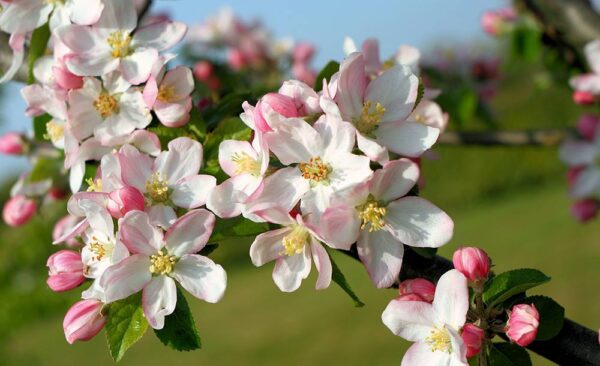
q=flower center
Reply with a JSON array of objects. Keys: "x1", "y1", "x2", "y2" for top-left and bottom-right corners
[
  {"x1": 146, "y1": 172, "x2": 170, "y2": 203},
  {"x1": 86, "y1": 178, "x2": 103, "y2": 192},
  {"x1": 281, "y1": 226, "x2": 310, "y2": 256},
  {"x1": 107, "y1": 30, "x2": 131, "y2": 58},
  {"x1": 87, "y1": 235, "x2": 114, "y2": 262},
  {"x1": 45, "y1": 120, "x2": 64, "y2": 143},
  {"x1": 382, "y1": 59, "x2": 395, "y2": 71},
  {"x1": 94, "y1": 93, "x2": 118, "y2": 118},
  {"x1": 299, "y1": 156, "x2": 331, "y2": 183},
  {"x1": 357, "y1": 197, "x2": 387, "y2": 232},
  {"x1": 231, "y1": 152, "x2": 261, "y2": 176},
  {"x1": 426, "y1": 327, "x2": 452, "y2": 354},
  {"x1": 354, "y1": 100, "x2": 385, "y2": 135},
  {"x1": 149, "y1": 252, "x2": 177, "y2": 275},
  {"x1": 157, "y1": 85, "x2": 176, "y2": 103}
]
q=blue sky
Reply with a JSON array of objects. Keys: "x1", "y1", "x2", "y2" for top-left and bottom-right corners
[{"x1": 0, "y1": 0, "x2": 504, "y2": 182}]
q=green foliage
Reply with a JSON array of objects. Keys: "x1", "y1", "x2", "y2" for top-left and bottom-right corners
[
  {"x1": 314, "y1": 61, "x2": 340, "y2": 91},
  {"x1": 489, "y1": 342, "x2": 532, "y2": 366},
  {"x1": 154, "y1": 288, "x2": 201, "y2": 351},
  {"x1": 327, "y1": 249, "x2": 364, "y2": 307},
  {"x1": 483, "y1": 269, "x2": 550, "y2": 307},
  {"x1": 33, "y1": 114, "x2": 52, "y2": 141},
  {"x1": 28, "y1": 23, "x2": 50, "y2": 84},
  {"x1": 510, "y1": 25, "x2": 542, "y2": 63},
  {"x1": 210, "y1": 216, "x2": 268, "y2": 243},
  {"x1": 521, "y1": 295, "x2": 564, "y2": 341},
  {"x1": 105, "y1": 293, "x2": 149, "y2": 362},
  {"x1": 411, "y1": 247, "x2": 437, "y2": 259},
  {"x1": 29, "y1": 156, "x2": 62, "y2": 183}
]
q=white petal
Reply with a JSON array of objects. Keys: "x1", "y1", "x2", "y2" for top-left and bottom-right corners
[
  {"x1": 118, "y1": 145, "x2": 153, "y2": 192},
  {"x1": 249, "y1": 228, "x2": 289, "y2": 266},
  {"x1": 385, "y1": 197, "x2": 454, "y2": 248},
  {"x1": 382, "y1": 299, "x2": 436, "y2": 341},
  {"x1": 244, "y1": 167, "x2": 309, "y2": 214},
  {"x1": 100, "y1": 254, "x2": 152, "y2": 303},
  {"x1": 165, "y1": 209, "x2": 215, "y2": 256},
  {"x1": 171, "y1": 174, "x2": 216, "y2": 209},
  {"x1": 132, "y1": 21, "x2": 187, "y2": 52},
  {"x1": 121, "y1": 48, "x2": 158, "y2": 85},
  {"x1": 172, "y1": 254, "x2": 227, "y2": 303},
  {"x1": 311, "y1": 241, "x2": 332, "y2": 290},
  {"x1": 154, "y1": 137, "x2": 202, "y2": 183},
  {"x1": 264, "y1": 118, "x2": 323, "y2": 165},
  {"x1": 118, "y1": 210, "x2": 164, "y2": 255},
  {"x1": 272, "y1": 248, "x2": 311, "y2": 292},
  {"x1": 558, "y1": 140, "x2": 597, "y2": 166},
  {"x1": 357, "y1": 229, "x2": 404, "y2": 288},
  {"x1": 147, "y1": 204, "x2": 177, "y2": 229},
  {"x1": 142, "y1": 276, "x2": 177, "y2": 329},
  {"x1": 375, "y1": 121, "x2": 440, "y2": 158},
  {"x1": 370, "y1": 159, "x2": 419, "y2": 202},
  {"x1": 433, "y1": 270, "x2": 469, "y2": 330},
  {"x1": 356, "y1": 132, "x2": 389, "y2": 163},
  {"x1": 366, "y1": 64, "x2": 419, "y2": 123},
  {"x1": 401, "y1": 341, "x2": 452, "y2": 366}
]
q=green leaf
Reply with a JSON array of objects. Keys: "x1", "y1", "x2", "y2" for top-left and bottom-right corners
[
  {"x1": 154, "y1": 287, "x2": 201, "y2": 351},
  {"x1": 411, "y1": 247, "x2": 437, "y2": 259},
  {"x1": 510, "y1": 26, "x2": 541, "y2": 62},
  {"x1": 483, "y1": 268, "x2": 550, "y2": 307},
  {"x1": 209, "y1": 216, "x2": 268, "y2": 243},
  {"x1": 199, "y1": 243, "x2": 219, "y2": 256},
  {"x1": 33, "y1": 114, "x2": 52, "y2": 141},
  {"x1": 28, "y1": 23, "x2": 51, "y2": 84},
  {"x1": 314, "y1": 61, "x2": 340, "y2": 91},
  {"x1": 489, "y1": 342, "x2": 532, "y2": 366},
  {"x1": 520, "y1": 295, "x2": 564, "y2": 341},
  {"x1": 326, "y1": 249, "x2": 364, "y2": 307},
  {"x1": 105, "y1": 293, "x2": 149, "y2": 362}
]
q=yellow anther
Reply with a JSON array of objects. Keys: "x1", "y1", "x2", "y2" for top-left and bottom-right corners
[
  {"x1": 426, "y1": 327, "x2": 452, "y2": 354},
  {"x1": 299, "y1": 156, "x2": 331, "y2": 183},
  {"x1": 107, "y1": 30, "x2": 131, "y2": 58},
  {"x1": 146, "y1": 172, "x2": 170, "y2": 203},
  {"x1": 281, "y1": 226, "x2": 310, "y2": 256},
  {"x1": 414, "y1": 114, "x2": 427, "y2": 123},
  {"x1": 149, "y1": 252, "x2": 177, "y2": 275},
  {"x1": 354, "y1": 100, "x2": 386, "y2": 135},
  {"x1": 157, "y1": 85, "x2": 177, "y2": 103},
  {"x1": 357, "y1": 196, "x2": 387, "y2": 232},
  {"x1": 45, "y1": 120, "x2": 64, "y2": 143},
  {"x1": 382, "y1": 59, "x2": 396, "y2": 71},
  {"x1": 86, "y1": 178, "x2": 103, "y2": 193},
  {"x1": 231, "y1": 152, "x2": 261, "y2": 176},
  {"x1": 94, "y1": 93, "x2": 118, "y2": 118},
  {"x1": 89, "y1": 242, "x2": 107, "y2": 261}
]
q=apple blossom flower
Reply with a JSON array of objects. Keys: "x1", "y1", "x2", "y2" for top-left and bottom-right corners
[
  {"x1": 571, "y1": 199, "x2": 599, "y2": 222},
  {"x1": 261, "y1": 114, "x2": 372, "y2": 214},
  {"x1": 68, "y1": 72, "x2": 151, "y2": 144},
  {"x1": 207, "y1": 134, "x2": 269, "y2": 218},
  {"x1": 118, "y1": 137, "x2": 216, "y2": 228},
  {"x1": 570, "y1": 40, "x2": 600, "y2": 100},
  {"x1": 53, "y1": 215, "x2": 84, "y2": 247},
  {"x1": 461, "y1": 323, "x2": 485, "y2": 358},
  {"x1": 47, "y1": 250, "x2": 85, "y2": 292},
  {"x1": 143, "y1": 66, "x2": 194, "y2": 127},
  {"x1": 63, "y1": 299, "x2": 106, "y2": 344},
  {"x1": 382, "y1": 269, "x2": 469, "y2": 366},
  {"x1": 0, "y1": 132, "x2": 26, "y2": 155},
  {"x1": 333, "y1": 52, "x2": 440, "y2": 161},
  {"x1": 99, "y1": 209, "x2": 226, "y2": 329},
  {"x1": 559, "y1": 130, "x2": 600, "y2": 199},
  {"x1": 106, "y1": 186, "x2": 145, "y2": 219},
  {"x1": 452, "y1": 247, "x2": 490, "y2": 283},
  {"x1": 277, "y1": 80, "x2": 321, "y2": 116},
  {"x1": 3, "y1": 194, "x2": 37, "y2": 227},
  {"x1": 506, "y1": 304, "x2": 540, "y2": 347},
  {"x1": 398, "y1": 278, "x2": 436, "y2": 303},
  {"x1": 56, "y1": 0, "x2": 187, "y2": 84},
  {"x1": 240, "y1": 92, "x2": 300, "y2": 133},
  {"x1": 249, "y1": 207, "x2": 343, "y2": 292},
  {"x1": 320, "y1": 159, "x2": 453, "y2": 288}
]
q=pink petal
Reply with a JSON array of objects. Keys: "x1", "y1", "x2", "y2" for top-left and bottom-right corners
[
  {"x1": 357, "y1": 229, "x2": 404, "y2": 288},
  {"x1": 165, "y1": 209, "x2": 215, "y2": 256},
  {"x1": 100, "y1": 254, "x2": 152, "y2": 303},
  {"x1": 118, "y1": 210, "x2": 164, "y2": 255},
  {"x1": 142, "y1": 275, "x2": 177, "y2": 329}
]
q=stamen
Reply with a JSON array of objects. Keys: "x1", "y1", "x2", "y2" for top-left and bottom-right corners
[
  {"x1": 157, "y1": 85, "x2": 177, "y2": 103},
  {"x1": 425, "y1": 327, "x2": 452, "y2": 354},
  {"x1": 281, "y1": 226, "x2": 310, "y2": 256},
  {"x1": 86, "y1": 178, "x2": 103, "y2": 193},
  {"x1": 107, "y1": 30, "x2": 131, "y2": 59},
  {"x1": 354, "y1": 101, "x2": 385, "y2": 135},
  {"x1": 357, "y1": 196, "x2": 387, "y2": 232},
  {"x1": 149, "y1": 252, "x2": 177, "y2": 275},
  {"x1": 299, "y1": 157, "x2": 331, "y2": 183},
  {"x1": 146, "y1": 172, "x2": 170, "y2": 203},
  {"x1": 231, "y1": 152, "x2": 261, "y2": 176},
  {"x1": 45, "y1": 120, "x2": 64, "y2": 143},
  {"x1": 94, "y1": 93, "x2": 118, "y2": 118}
]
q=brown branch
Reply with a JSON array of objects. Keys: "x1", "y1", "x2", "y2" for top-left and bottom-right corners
[{"x1": 437, "y1": 128, "x2": 576, "y2": 146}]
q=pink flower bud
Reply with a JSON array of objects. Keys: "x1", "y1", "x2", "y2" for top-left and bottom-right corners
[
  {"x1": 577, "y1": 113, "x2": 600, "y2": 140},
  {"x1": 46, "y1": 250, "x2": 85, "y2": 292},
  {"x1": 63, "y1": 299, "x2": 106, "y2": 344},
  {"x1": 228, "y1": 48, "x2": 246, "y2": 70},
  {"x1": 3, "y1": 195, "x2": 36, "y2": 227},
  {"x1": 571, "y1": 199, "x2": 598, "y2": 223},
  {"x1": 462, "y1": 323, "x2": 485, "y2": 357},
  {"x1": 254, "y1": 93, "x2": 300, "y2": 132},
  {"x1": 107, "y1": 186, "x2": 145, "y2": 219},
  {"x1": 53, "y1": 65, "x2": 83, "y2": 90},
  {"x1": 566, "y1": 166, "x2": 583, "y2": 187},
  {"x1": 293, "y1": 42, "x2": 315, "y2": 64},
  {"x1": 573, "y1": 91, "x2": 596, "y2": 105},
  {"x1": 506, "y1": 304, "x2": 540, "y2": 347},
  {"x1": 452, "y1": 246, "x2": 491, "y2": 282},
  {"x1": 398, "y1": 278, "x2": 436, "y2": 303},
  {"x1": 0, "y1": 132, "x2": 25, "y2": 155},
  {"x1": 396, "y1": 293, "x2": 427, "y2": 302},
  {"x1": 193, "y1": 61, "x2": 214, "y2": 81}
]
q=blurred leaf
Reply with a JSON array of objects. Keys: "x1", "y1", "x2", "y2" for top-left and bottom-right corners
[
  {"x1": 411, "y1": 247, "x2": 437, "y2": 259},
  {"x1": 457, "y1": 90, "x2": 477, "y2": 125},
  {"x1": 483, "y1": 269, "x2": 550, "y2": 307},
  {"x1": 105, "y1": 293, "x2": 149, "y2": 362},
  {"x1": 154, "y1": 287, "x2": 201, "y2": 351},
  {"x1": 204, "y1": 91, "x2": 254, "y2": 128},
  {"x1": 489, "y1": 342, "x2": 532, "y2": 366},
  {"x1": 209, "y1": 216, "x2": 268, "y2": 243},
  {"x1": 314, "y1": 61, "x2": 340, "y2": 91},
  {"x1": 521, "y1": 295, "x2": 564, "y2": 341},
  {"x1": 327, "y1": 249, "x2": 364, "y2": 307},
  {"x1": 28, "y1": 23, "x2": 50, "y2": 84},
  {"x1": 29, "y1": 156, "x2": 61, "y2": 183},
  {"x1": 511, "y1": 26, "x2": 541, "y2": 62},
  {"x1": 33, "y1": 114, "x2": 52, "y2": 141}
]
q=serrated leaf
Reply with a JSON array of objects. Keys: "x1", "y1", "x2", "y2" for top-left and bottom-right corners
[
  {"x1": 154, "y1": 287, "x2": 201, "y2": 351},
  {"x1": 209, "y1": 216, "x2": 268, "y2": 243},
  {"x1": 483, "y1": 268, "x2": 550, "y2": 307},
  {"x1": 489, "y1": 342, "x2": 532, "y2": 366},
  {"x1": 520, "y1": 295, "x2": 564, "y2": 341},
  {"x1": 105, "y1": 293, "x2": 149, "y2": 362},
  {"x1": 326, "y1": 248, "x2": 364, "y2": 307},
  {"x1": 314, "y1": 61, "x2": 340, "y2": 91},
  {"x1": 28, "y1": 23, "x2": 50, "y2": 84}
]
